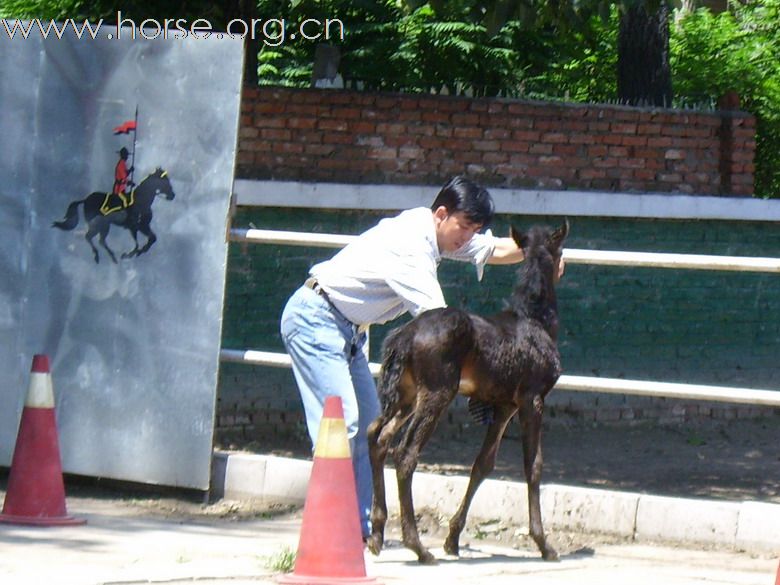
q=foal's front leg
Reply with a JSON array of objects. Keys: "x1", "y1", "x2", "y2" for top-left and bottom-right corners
[{"x1": 521, "y1": 394, "x2": 558, "y2": 561}]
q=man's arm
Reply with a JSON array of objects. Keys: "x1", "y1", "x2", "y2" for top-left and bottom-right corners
[
  {"x1": 488, "y1": 236, "x2": 566, "y2": 278},
  {"x1": 487, "y1": 237, "x2": 524, "y2": 265}
]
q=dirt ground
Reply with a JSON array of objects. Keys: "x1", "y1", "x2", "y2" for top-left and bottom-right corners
[
  {"x1": 252, "y1": 415, "x2": 780, "y2": 505},
  {"x1": 0, "y1": 477, "x2": 630, "y2": 559},
  {"x1": 0, "y1": 469, "x2": 628, "y2": 558},
  {"x1": 427, "y1": 416, "x2": 780, "y2": 504}
]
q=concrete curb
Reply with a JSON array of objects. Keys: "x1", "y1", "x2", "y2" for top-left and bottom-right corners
[{"x1": 211, "y1": 451, "x2": 780, "y2": 555}]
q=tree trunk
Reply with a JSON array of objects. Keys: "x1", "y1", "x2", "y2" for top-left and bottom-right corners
[
  {"x1": 241, "y1": 0, "x2": 259, "y2": 86},
  {"x1": 617, "y1": 1, "x2": 673, "y2": 107},
  {"x1": 222, "y1": 0, "x2": 258, "y2": 86}
]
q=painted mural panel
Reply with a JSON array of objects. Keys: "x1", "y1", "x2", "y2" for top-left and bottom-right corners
[{"x1": 0, "y1": 23, "x2": 243, "y2": 488}]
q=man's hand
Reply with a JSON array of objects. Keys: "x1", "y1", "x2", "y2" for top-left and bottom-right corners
[{"x1": 556, "y1": 256, "x2": 566, "y2": 282}]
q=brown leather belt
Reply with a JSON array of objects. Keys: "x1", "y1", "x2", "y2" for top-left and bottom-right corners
[
  {"x1": 304, "y1": 277, "x2": 328, "y2": 298},
  {"x1": 303, "y1": 277, "x2": 368, "y2": 334}
]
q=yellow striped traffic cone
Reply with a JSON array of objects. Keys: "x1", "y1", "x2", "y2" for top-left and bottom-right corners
[{"x1": 279, "y1": 395, "x2": 377, "y2": 585}]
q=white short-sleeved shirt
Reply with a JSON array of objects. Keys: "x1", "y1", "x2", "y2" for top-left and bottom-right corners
[{"x1": 310, "y1": 207, "x2": 496, "y2": 326}]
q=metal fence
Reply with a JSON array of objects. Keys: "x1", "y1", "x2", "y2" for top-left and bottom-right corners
[{"x1": 222, "y1": 228, "x2": 780, "y2": 408}]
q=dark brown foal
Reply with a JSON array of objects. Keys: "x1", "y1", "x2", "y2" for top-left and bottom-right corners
[{"x1": 367, "y1": 221, "x2": 568, "y2": 564}]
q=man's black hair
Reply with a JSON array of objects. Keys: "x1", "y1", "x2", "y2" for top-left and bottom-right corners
[{"x1": 430, "y1": 176, "x2": 494, "y2": 228}]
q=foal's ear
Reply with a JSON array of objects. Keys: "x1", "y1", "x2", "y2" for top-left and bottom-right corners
[
  {"x1": 549, "y1": 219, "x2": 570, "y2": 248},
  {"x1": 510, "y1": 225, "x2": 529, "y2": 250}
]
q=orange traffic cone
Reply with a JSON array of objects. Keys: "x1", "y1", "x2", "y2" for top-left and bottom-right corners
[
  {"x1": 279, "y1": 396, "x2": 377, "y2": 585},
  {"x1": 775, "y1": 559, "x2": 779, "y2": 585},
  {"x1": 0, "y1": 354, "x2": 85, "y2": 526}
]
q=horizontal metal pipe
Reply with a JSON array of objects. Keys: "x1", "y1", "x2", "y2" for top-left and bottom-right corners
[
  {"x1": 219, "y1": 349, "x2": 780, "y2": 407},
  {"x1": 563, "y1": 248, "x2": 780, "y2": 273},
  {"x1": 555, "y1": 375, "x2": 780, "y2": 407},
  {"x1": 229, "y1": 228, "x2": 780, "y2": 273},
  {"x1": 230, "y1": 228, "x2": 353, "y2": 249}
]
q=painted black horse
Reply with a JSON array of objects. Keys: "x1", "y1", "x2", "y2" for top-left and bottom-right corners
[
  {"x1": 367, "y1": 220, "x2": 568, "y2": 564},
  {"x1": 52, "y1": 168, "x2": 175, "y2": 263}
]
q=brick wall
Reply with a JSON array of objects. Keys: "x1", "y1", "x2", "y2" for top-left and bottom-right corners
[{"x1": 238, "y1": 86, "x2": 756, "y2": 196}]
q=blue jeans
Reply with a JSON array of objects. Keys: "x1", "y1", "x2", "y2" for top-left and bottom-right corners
[{"x1": 280, "y1": 285, "x2": 380, "y2": 537}]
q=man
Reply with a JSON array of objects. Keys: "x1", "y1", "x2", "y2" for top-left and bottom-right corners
[
  {"x1": 280, "y1": 176, "x2": 532, "y2": 538},
  {"x1": 100, "y1": 147, "x2": 134, "y2": 215}
]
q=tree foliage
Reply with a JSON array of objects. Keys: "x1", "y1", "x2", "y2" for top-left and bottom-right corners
[{"x1": 671, "y1": 0, "x2": 780, "y2": 197}]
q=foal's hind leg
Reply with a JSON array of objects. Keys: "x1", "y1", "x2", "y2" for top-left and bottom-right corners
[
  {"x1": 394, "y1": 391, "x2": 453, "y2": 564},
  {"x1": 520, "y1": 393, "x2": 558, "y2": 561},
  {"x1": 367, "y1": 407, "x2": 411, "y2": 556},
  {"x1": 443, "y1": 403, "x2": 517, "y2": 556}
]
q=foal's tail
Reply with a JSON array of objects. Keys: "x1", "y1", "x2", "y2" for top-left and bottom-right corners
[
  {"x1": 51, "y1": 199, "x2": 85, "y2": 231},
  {"x1": 377, "y1": 325, "x2": 412, "y2": 419}
]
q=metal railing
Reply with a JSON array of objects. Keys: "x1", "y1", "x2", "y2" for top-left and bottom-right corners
[
  {"x1": 231, "y1": 228, "x2": 780, "y2": 273},
  {"x1": 222, "y1": 228, "x2": 780, "y2": 407}
]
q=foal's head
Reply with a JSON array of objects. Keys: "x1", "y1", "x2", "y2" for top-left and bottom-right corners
[
  {"x1": 510, "y1": 220, "x2": 569, "y2": 284},
  {"x1": 506, "y1": 220, "x2": 569, "y2": 332}
]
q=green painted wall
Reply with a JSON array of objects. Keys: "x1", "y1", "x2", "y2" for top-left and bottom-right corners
[{"x1": 217, "y1": 207, "x2": 780, "y2": 445}]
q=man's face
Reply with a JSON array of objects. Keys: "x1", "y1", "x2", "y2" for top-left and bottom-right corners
[{"x1": 433, "y1": 207, "x2": 482, "y2": 253}]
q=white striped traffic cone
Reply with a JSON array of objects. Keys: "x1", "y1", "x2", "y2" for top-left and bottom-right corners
[
  {"x1": 279, "y1": 395, "x2": 376, "y2": 584},
  {"x1": 0, "y1": 354, "x2": 84, "y2": 526}
]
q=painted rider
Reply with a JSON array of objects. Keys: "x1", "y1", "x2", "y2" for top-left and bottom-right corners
[{"x1": 100, "y1": 147, "x2": 134, "y2": 215}]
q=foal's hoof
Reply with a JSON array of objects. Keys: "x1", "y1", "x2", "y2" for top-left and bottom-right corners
[
  {"x1": 443, "y1": 537, "x2": 459, "y2": 557},
  {"x1": 417, "y1": 549, "x2": 437, "y2": 565},
  {"x1": 542, "y1": 547, "x2": 560, "y2": 562},
  {"x1": 366, "y1": 534, "x2": 383, "y2": 556}
]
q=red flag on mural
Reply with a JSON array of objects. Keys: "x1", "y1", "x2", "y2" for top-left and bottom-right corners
[{"x1": 113, "y1": 120, "x2": 137, "y2": 134}]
